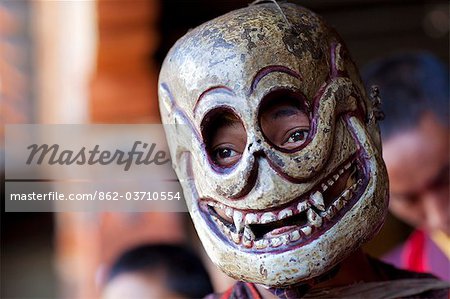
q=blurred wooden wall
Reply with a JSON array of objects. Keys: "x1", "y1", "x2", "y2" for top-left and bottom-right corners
[
  {"x1": 0, "y1": 2, "x2": 31, "y2": 137},
  {"x1": 90, "y1": 0, "x2": 161, "y2": 123},
  {"x1": 56, "y1": 1, "x2": 184, "y2": 298}
]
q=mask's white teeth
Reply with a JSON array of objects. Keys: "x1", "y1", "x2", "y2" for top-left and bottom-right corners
[
  {"x1": 325, "y1": 206, "x2": 338, "y2": 221},
  {"x1": 230, "y1": 231, "x2": 241, "y2": 244},
  {"x1": 260, "y1": 212, "x2": 277, "y2": 224},
  {"x1": 309, "y1": 191, "x2": 325, "y2": 211},
  {"x1": 327, "y1": 179, "x2": 334, "y2": 187},
  {"x1": 225, "y1": 207, "x2": 234, "y2": 219},
  {"x1": 333, "y1": 174, "x2": 339, "y2": 181},
  {"x1": 280, "y1": 235, "x2": 289, "y2": 245},
  {"x1": 243, "y1": 239, "x2": 252, "y2": 248},
  {"x1": 243, "y1": 227, "x2": 254, "y2": 247},
  {"x1": 338, "y1": 168, "x2": 344, "y2": 175},
  {"x1": 315, "y1": 215, "x2": 323, "y2": 227},
  {"x1": 270, "y1": 237, "x2": 283, "y2": 248},
  {"x1": 243, "y1": 227, "x2": 255, "y2": 241},
  {"x1": 278, "y1": 208, "x2": 293, "y2": 220},
  {"x1": 254, "y1": 239, "x2": 268, "y2": 249},
  {"x1": 233, "y1": 211, "x2": 244, "y2": 233},
  {"x1": 211, "y1": 215, "x2": 220, "y2": 225},
  {"x1": 346, "y1": 175, "x2": 355, "y2": 189},
  {"x1": 334, "y1": 197, "x2": 345, "y2": 211},
  {"x1": 342, "y1": 190, "x2": 351, "y2": 201},
  {"x1": 301, "y1": 226, "x2": 312, "y2": 236},
  {"x1": 344, "y1": 162, "x2": 352, "y2": 170},
  {"x1": 323, "y1": 175, "x2": 361, "y2": 221},
  {"x1": 289, "y1": 230, "x2": 301, "y2": 242},
  {"x1": 307, "y1": 209, "x2": 318, "y2": 222},
  {"x1": 321, "y1": 183, "x2": 328, "y2": 192},
  {"x1": 307, "y1": 209, "x2": 322, "y2": 227},
  {"x1": 325, "y1": 211, "x2": 334, "y2": 221},
  {"x1": 213, "y1": 215, "x2": 232, "y2": 237},
  {"x1": 244, "y1": 213, "x2": 258, "y2": 225},
  {"x1": 210, "y1": 202, "x2": 224, "y2": 210},
  {"x1": 349, "y1": 180, "x2": 360, "y2": 194},
  {"x1": 297, "y1": 201, "x2": 310, "y2": 213}
]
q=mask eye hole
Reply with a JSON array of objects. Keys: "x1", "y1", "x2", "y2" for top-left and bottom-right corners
[
  {"x1": 258, "y1": 89, "x2": 311, "y2": 152},
  {"x1": 201, "y1": 108, "x2": 247, "y2": 169}
]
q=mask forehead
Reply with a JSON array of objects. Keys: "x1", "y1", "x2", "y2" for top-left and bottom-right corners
[{"x1": 160, "y1": 4, "x2": 333, "y2": 118}]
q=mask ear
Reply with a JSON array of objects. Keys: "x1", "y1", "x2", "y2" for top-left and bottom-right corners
[
  {"x1": 331, "y1": 43, "x2": 347, "y2": 77},
  {"x1": 363, "y1": 85, "x2": 383, "y2": 153}
]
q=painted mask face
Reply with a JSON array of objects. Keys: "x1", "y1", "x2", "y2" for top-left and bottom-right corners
[{"x1": 158, "y1": 3, "x2": 388, "y2": 287}]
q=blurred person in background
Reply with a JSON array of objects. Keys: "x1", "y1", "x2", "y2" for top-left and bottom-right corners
[
  {"x1": 102, "y1": 244, "x2": 214, "y2": 299},
  {"x1": 363, "y1": 52, "x2": 450, "y2": 280}
]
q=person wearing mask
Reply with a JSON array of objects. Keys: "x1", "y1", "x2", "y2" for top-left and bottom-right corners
[{"x1": 363, "y1": 52, "x2": 449, "y2": 280}]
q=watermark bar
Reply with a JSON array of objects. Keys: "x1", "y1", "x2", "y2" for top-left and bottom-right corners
[{"x1": 5, "y1": 124, "x2": 189, "y2": 212}]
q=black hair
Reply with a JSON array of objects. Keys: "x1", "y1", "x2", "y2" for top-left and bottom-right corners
[
  {"x1": 107, "y1": 244, "x2": 214, "y2": 298},
  {"x1": 362, "y1": 52, "x2": 449, "y2": 139}
]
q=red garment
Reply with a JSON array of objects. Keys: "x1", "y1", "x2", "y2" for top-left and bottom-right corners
[
  {"x1": 403, "y1": 229, "x2": 428, "y2": 273},
  {"x1": 384, "y1": 229, "x2": 450, "y2": 280},
  {"x1": 206, "y1": 257, "x2": 448, "y2": 298}
]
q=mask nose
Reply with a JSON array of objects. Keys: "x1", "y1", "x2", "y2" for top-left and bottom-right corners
[{"x1": 246, "y1": 137, "x2": 265, "y2": 156}]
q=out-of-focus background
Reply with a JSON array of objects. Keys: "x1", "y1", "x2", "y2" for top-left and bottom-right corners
[{"x1": 1, "y1": 0, "x2": 448, "y2": 298}]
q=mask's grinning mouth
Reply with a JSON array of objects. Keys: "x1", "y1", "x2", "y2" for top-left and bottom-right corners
[
  {"x1": 250, "y1": 211, "x2": 309, "y2": 240},
  {"x1": 200, "y1": 156, "x2": 365, "y2": 251}
]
